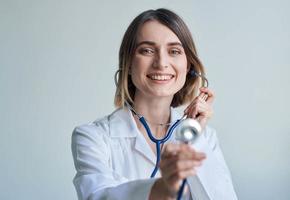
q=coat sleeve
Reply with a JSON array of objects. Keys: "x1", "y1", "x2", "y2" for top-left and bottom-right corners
[
  {"x1": 203, "y1": 126, "x2": 234, "y2": 176},
  {"x1": 71, "y1": 124, "x2": 156, "y2": 200},
  {"x1": 188, "y1": 126, "x2": 238, "y2": 200}
]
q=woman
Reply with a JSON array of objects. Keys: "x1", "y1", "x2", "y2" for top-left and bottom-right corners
[{"x1": 72, "y1": 8, "x2": 238, "y2": 200}]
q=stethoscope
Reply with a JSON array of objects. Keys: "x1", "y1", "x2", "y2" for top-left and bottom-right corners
[{"x1": 115, "y1": 69, "x2": 209, "y2": 199}]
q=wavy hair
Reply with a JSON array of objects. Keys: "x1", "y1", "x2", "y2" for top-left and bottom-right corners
[{"x1": 114, "y1": 8, "x2": 206, "y2": 108}]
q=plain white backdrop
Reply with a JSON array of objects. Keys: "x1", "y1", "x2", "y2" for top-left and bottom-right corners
[{"x1": 1, "y1": 0, "x2": 289, "y2": 199}]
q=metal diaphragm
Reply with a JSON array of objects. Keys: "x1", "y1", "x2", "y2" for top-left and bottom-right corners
[{"x1": 175, "y1": 118, "x2": 202, "y2": 143}]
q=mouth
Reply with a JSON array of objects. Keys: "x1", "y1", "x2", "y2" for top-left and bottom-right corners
[{"x1": 146, "y1": 73, "x2": 175, "y2": 81}]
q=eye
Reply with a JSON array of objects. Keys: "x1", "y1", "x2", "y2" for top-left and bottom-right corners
[
  {"x1": 139, "y1": 47, "x2": 155, "y2": 55},
  {"x1": 169, "y1": 48, "x2": 182, "y2": 56}
]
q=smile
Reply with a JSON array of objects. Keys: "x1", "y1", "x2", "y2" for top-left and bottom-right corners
[{"x1": 147, "y1": 74, "x2": 174, "y2": 81}]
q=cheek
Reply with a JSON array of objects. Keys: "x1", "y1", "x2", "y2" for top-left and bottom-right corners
[
  {"x1": 131, "y1": 56, "x2": 153, "y2": 76},
  {"x1": 130, "y1": 61, "x2": 142, "y2": 79},
  {"x1": 180, "y1": 71, "x2": 187, "y2": 86},
  {"x1": 175, "y1": 59, "x2": 188, "y2": 89},
  {"x1": 130, "y1": 57, "x2": 147, "y2": 86},
  {"x1": 177, "y1": 58, "x2": 188, "y2": 78}
]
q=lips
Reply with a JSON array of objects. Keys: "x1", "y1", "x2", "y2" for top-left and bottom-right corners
[{"x1": 146, "y1": 74, "x2": 174, "y2": 81}]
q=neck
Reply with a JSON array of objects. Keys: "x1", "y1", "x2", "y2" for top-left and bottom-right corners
[
  {"x1": 134, "y1": 95, "x2": 172, "y2": 124},
  {"x1": 133, "y1": 92, "x2": 173, "y2": 138}
]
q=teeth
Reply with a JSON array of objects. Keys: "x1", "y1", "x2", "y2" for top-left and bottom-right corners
[{"x1": 149, "y1": 74, "x2": 173, "y2": 80}]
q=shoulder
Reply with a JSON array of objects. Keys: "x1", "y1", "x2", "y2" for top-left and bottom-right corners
[
  {"x1": 72, "y1": 108, "x2": 132, "y2": 142},
  {"x1": 72, "y1": 109, "x2": 120, "y2": 141},
  {"x1": 72, "y1": 116, "x2": 109, "y2": 139},
  {"x1": 71, "y1": 119, "x2": 110, "y2": 152}
]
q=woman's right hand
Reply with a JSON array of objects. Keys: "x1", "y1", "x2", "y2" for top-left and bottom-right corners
[{"x1": 150, "y1": 143, "x2": 206, "y2": 199}]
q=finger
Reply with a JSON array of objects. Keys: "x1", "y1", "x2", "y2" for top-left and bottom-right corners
[
  {"x1": 198, "y1": 92, "x2": 208, "y2": 102},
  {"x1": 189, "y1": 98, "x2": 213, "y2": 118},
  {"x1": 186, "y1": 88, "x2": 214, "y2": 112},
  {"x1": 160, "y1": 146, "x2": 205, "y2": 167},
  {"x1": 179, "y1": 144, "x2": 204, "y2": 159},
  {"x1": 162, "y1": 146, "x2": 206, "y2": 166},
  {"x1": 192, "y1": 151, "x2": 207, "y2": 160},
  {"x1": 167, "y1": 159, "x2": 204, "y2": 177},
  {"x1": 161, "y1": 143, "x2": 181, "y2": 158},
  {"x1": 194, "y1": 103, "x2": 213, "y2": 119},
  {"x1": 187, "y1": 104, "x2": 198, "y2": 119},
  {"x1": 186, "y1": 96, "x2": 207, "y2": 116},
  {"x1": 199, "y1": 87, "x2": 214, "y2": 96},
  {"x1": 163, "y1": 144, "x2": 193, "y2": 159},
  {"x1": 194, "y1": 104, "x2": 211, "y2": 117},
  {"x1": 178, "y1": 148, "x2": 206, "y2": 161},
  {"x1": 184, "y1": 100, "x2": 196, "y2": 115},
  {"x1": 187, "y1": 102, "x2": 205, "y2": 119},
  {"x1": 199, "y1": 88, "x2": 215, "y2": 104},
  {"x1": 160, "y1": 150, "x2": 206, "y2": 181},
  {"x1": 160, "y1": 155, "x2": 205, "y2": 182},
  {"x1": 161, "y1": 159, "x2": 194, "y2": 179}
]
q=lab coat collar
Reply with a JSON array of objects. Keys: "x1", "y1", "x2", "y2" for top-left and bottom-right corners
[
  {"x1": 108, "y1": 107, "x2": 181, "y2": 138},
  {"x1": 108, "y1": 108, "x2": 138, "y2": 138},
  {"x1": 108, "y1": 107, "x2": 182, "y2": 165},
  {"x1": 108, "y1": 108, "x2": 234, "y2": 199}
]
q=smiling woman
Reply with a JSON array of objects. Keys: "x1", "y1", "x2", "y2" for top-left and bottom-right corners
[
  {"x1": 115, "y1": 9, "x2": 206, "y2": 108},
  {"x1": 71, "y1": 8, "x2": 238, "y2": 200}
]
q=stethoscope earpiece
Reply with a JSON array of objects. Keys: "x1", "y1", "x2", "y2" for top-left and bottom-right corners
[
  {"x1": 190, "y1": 69, "x2": 199, "y2": 77},
  {"x1": 189, "y1": 69, "x2": 209, "y2": 88}
]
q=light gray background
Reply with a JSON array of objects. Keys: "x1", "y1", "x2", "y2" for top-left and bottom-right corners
[{"x1": 1, "y1": 0, "x2": 289, "y2": 199}]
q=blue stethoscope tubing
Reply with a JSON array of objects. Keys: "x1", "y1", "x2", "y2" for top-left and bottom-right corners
[
  {"x1": 137, "y1": 116, "x2": 187, "y2": 200},
  {"x1": 122, "y1": 69, "x2": 208, "y2": 199},
  {"x1": 138, "y1": 116, "x2": 181, "y2": 178}
]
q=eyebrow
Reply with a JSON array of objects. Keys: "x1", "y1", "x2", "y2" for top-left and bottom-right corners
[{"x1": 136, "y1": 41, "x2": 183, "y2": 48}]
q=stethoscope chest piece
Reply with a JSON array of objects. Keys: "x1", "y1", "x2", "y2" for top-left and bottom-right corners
[{"x1": 175, "y1": 118, "x2": 202, "y2": 143}]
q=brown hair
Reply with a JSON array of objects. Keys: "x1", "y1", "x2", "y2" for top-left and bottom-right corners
[{"x1": 114, "y1": 8, "x2": 206, "y2": 108}]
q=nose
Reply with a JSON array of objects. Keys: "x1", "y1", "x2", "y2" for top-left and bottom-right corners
[{"x1": 152, "y1": 49, "x2": 169, "y2": 69}]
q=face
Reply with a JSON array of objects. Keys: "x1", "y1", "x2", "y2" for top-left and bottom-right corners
[{"x1": 130, "y1": 20, "x2": 188, "y2": 101}]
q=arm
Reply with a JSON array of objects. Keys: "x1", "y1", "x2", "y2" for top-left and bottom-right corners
[
  {"x1": 184, "y1": 87, "x2": 238, "y2": 199},
  {"x1": 204, "y1": 126, "x2": 233, "y2": 176},
  {"x1": 150, "y1": 143, "x2": 206, "y2": 200},
  {"x1": 187, "y1": 126, "x2": 238, "y2": 200}
]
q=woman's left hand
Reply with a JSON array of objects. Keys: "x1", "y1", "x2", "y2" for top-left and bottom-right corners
[{"x1": 184, "y1": 87, "x2": 215, "y2": 131}]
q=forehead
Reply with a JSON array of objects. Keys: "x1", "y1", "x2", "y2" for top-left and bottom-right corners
[{"x1": 136, "y1": 20, "x2": 181, "y2": 44}]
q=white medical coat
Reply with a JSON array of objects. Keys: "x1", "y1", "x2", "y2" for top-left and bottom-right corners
[{"x1": 71, "y1": 108, "x2": 238, "y2": 200}]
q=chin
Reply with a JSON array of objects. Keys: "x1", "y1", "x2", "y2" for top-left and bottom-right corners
[{"x1": 149, "y1": 89, "x2": 178, "y2": 98}]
